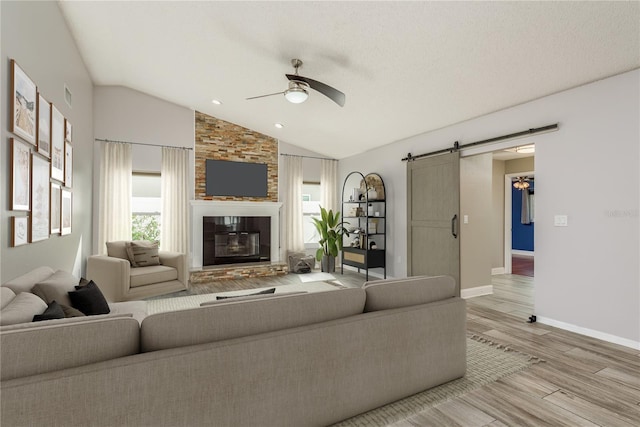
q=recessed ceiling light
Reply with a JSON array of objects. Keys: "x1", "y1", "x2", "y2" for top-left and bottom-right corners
[
  {"x1": 211, "y1": 99, "x2": 222, "y2": 105},
  {"x1": 274, "y1": 123, "x2": 284, "y2": 129}
]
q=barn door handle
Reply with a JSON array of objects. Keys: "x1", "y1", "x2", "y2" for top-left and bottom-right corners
[{"x1": 451, "y1": 214, "x2": 458, "y2": 239}]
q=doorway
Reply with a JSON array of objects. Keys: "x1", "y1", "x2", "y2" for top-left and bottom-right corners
[{"x1": 504, "y1": 171, "x2": 535, "y2": 276}]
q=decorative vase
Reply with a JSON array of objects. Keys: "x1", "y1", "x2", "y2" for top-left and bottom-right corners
[
  {"x1": 367, "y1": 188, "x2": 378, "y2": 200},
  {"x1": 321, "y1": 255, "x2": 336, "y2": 273}
]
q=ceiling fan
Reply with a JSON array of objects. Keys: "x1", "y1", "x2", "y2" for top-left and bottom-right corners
[{"x1": 247, "y1": 59, "x2": 345, "y2": 107}]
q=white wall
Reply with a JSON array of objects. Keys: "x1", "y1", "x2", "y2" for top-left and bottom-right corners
[
  {"x1": 340, "y1": 69, "x2": 639, "y2": 347},
  {"x1": 92, "y1": 86, "x2": 195, "y2": 254},
  {"x1": 1, "y1": 1, "x2": 94, "y2": 281}
]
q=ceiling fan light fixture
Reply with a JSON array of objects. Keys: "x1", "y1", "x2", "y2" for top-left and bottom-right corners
[
  {"x1": 513, "y1": 176, "x2": 531, "y2": 190},
  {"x1": 284, "y1": 86, "x2": 308, "y2": 104}
]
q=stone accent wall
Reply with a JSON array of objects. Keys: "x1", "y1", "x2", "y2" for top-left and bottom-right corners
[
  {"x1": 195, "y1": 111, "x2": 278, "y2": 201},
  {"x1": 190, "y1": 263, "x2": 288, "y2": 285}
]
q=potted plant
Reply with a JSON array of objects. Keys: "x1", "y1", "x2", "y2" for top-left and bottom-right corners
[{"x1": 312, "y1": 207, "x2": 350, "y2": 272}]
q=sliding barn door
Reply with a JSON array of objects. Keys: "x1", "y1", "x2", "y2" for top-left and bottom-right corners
[{"x1": 407, "y1": 152, "x2": 461, "y2": 295}]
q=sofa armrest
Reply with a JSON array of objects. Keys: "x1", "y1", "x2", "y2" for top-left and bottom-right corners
[
  {"x1": 159, "y1": 251, "x2": 188, "y2": 287},
  {"x1": 86, "y1": 255, "x2": 131, "y2": 302}
]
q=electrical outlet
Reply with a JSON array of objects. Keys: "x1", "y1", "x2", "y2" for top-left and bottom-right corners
[{"x1": 554, "y1": 215, "x2": 568, "y2": 227}]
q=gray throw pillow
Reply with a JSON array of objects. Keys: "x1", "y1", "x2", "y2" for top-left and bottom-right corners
[
  {"x1": 31, "y1": 270, "x2": 78, "y2": 307},
  {"x1": 126, "y1": 241, "x2": 161, "y2": 267}
]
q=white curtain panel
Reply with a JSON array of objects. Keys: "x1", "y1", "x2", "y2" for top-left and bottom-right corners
[
  {"x1": 98, "y1": 142, "x2": 132, "y2": 254},
  {"x1": 320, "y1": 159, "x2": 339, "y2": 214},
  {"x1": 161, "y1": 147, "x2": 190, "y2": 254},
  {"x1": 280, "y1": 155, "x2": 305, "y2": 253}
]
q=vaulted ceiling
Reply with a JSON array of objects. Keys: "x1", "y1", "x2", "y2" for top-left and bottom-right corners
[{"x1": 58, "y1": 1, "x2": 639, "y2": 159}]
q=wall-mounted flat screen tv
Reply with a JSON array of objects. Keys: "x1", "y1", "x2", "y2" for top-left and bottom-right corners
[{"x1": 205, "y1": 159, "x2": 268, "y2": 197}]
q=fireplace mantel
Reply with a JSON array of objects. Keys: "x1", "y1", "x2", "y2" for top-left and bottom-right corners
[{"x1": 190, "y1": 200, "x2": 282, "y2": 269}]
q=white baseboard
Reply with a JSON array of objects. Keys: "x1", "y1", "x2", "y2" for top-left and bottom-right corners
[
  {"x1": 461, "y1": 285, "x2": 493, "y2": 299},
  {"x1": 536, "y1": 316, "x2": 640, "y2": 350},
  {"x1": 512, "y1": 250, "x2": 534, "y2": 257},
  {"x1": 491, "y1": 267, "x2": 506, "y2": 275}
]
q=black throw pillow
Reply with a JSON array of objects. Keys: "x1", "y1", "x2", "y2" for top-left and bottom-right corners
[
  {"x1": 216, "y1": 288, "x2": 276, "y2": 300},
  {"x1": 68, "y1": 281, "x2": 110, "y2": 315},
  {"x1": 33, "y1": 300, "x2": 65, "y2": 322}
]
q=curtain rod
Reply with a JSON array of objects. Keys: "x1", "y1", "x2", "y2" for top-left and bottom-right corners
[
  {"x1": 95, "y1": 138, "x2": 193, "y2": 151},
  {"x1": 401, "y1": 123, "x2": 558, "y2": 162},
  {"x1": 280, "y1": 153, "x2": 337, "y2": 161}
]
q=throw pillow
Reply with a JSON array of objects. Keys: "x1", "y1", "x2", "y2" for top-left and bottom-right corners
[
  {"x1": 33, "y1": 301, "x2": 65, "y2": 322},
  {"x1": 60, "y1": 304, "x2": 86, "y2": 318},
  {"x1": 216, "y1": 287, "x2": 276, "y2": 300},
  {"x1": 0, "y1": 292, "x2": 48, "y2": 326},
  {"x1": 126, "y1": 241, "x2": 161, "y2": 267},
  {"x1": 78, "y1": 277, "x2": 91, "y2": 287},
  {"x1": 0, "y1": 287, "x2": 17, "y2": 310},
  {"x1": 68, "y1": 281, "x2": 110, "y2": 315},
  {"x1": 31, "y1": 270, "x2": 78, "y2": 307}
]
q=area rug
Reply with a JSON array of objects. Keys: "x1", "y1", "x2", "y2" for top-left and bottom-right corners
[
  {"x1": 298, "y1": 272, "x2": 336, "y2": 283},
  {"x1": 146, "y1": 281, "x2": 340, "y2": 314},
  {"x1": 333, "y1": 335, "x2": 544, "y2": 426}
]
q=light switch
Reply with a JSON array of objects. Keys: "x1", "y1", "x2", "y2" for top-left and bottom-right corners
[
  {"x1": 463, "y1": 215, "x2": 469, "y2": 224},
  {"x1": 554, "y1": 215, "x2": 568, "y2": 227}
]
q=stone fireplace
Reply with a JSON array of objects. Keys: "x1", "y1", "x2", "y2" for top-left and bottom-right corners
[{"x1": 191, "y1": 201, "x2": 282, "y2": 270}]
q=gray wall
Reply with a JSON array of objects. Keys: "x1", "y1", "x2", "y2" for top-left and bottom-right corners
[
  {"x1": 339, "y1": 69, "x2": 639, "y2": 346},
  {"x1": 491, "y1": 160, "x2": 506, "y2": 270},
  {"x1": 460, "y1": 153, "x2": 493, "y2": 290},
  {"x1": 92, "y1": 86, "x2": 194, "y2": 254},
  {"x1": 1, "y1": 1, "x2": 94, "y2": 281}
]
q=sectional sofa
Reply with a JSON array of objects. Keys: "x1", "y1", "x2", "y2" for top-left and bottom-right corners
[{"x1": 1, "y1": 268, "x2": 466, "y2": 426}]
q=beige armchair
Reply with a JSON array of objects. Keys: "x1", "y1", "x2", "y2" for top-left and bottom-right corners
[{"x1": 86, "y1": 241, "x2": 188, "y2": 302}]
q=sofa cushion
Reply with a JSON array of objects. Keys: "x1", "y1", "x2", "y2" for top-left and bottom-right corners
[
  {"x1": 68, "y1": 281, "x2": 111, "y2": 315},
  {"x1": 0, "y1": 312, "x2": 133, "y2": 332},
  {"x1": 141, "y1": 287, "x2": 366, "y2": 352},
  {"x1": 126, "y1": 240, "x2": 161, "y2": 267},
  {"x1": 363, "y1": 275, "x2": 456, "y2": 312},
  {"x1": 0, "y1": 292, "x2": 48, "y2": 326},
  {"x1": 33, "y1": 301, "x2": 65, "y2": 322},
  {"x1": 0, "y1": 287, "x2": 16, "y2": 309},
  {"x1": 31, "y1": 270, "x2": 78, "y2": 307},
  {"x1": 105, "y1": 241, "x2": 130, "y2": 261},
  {"x1": 0, "y1": 316, "x2": 140, "y2": 381},
  {"x1": 2, "y1": 266, "x2": 55, "y2": 294},
  {"x1": 129, "y1": 265, "x2": 178, "y2": 288}
]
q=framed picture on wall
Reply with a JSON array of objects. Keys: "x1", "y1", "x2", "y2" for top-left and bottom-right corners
[
  {"x1": 64, "y1": 142, "x2": 73, "y2": 187},
  {"x1": 10, "y1": 60, "x2": 37, "y2": 145},
  {"x1": 65, "y1": 119, "x2": 72, "y2": 142},
  {"x1": 51, "y1": 105, "x2": 65, "y2": 182},
  {"x1": 51, "y1": 182, "x2": 61, "y2": 235},
  {"x1": 37, "y1": 94, "x2": 51, "y2": 158},
  {"x1": 11, "y1": 216, "x2": 29, "y2": 247},
  {"x1": 31, "y1": 154, "x2": 50, "y2": 242},
  {"x1": 61, "y1": 188, "x2": 72, "y2": 236},
  {"x1": 11, "y1": 138, "x2": 31, "y2": 211}
]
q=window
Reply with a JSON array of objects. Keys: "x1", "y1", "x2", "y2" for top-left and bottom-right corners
[
  {"x1": 132, "y1": 172, "x2": 161, "y2": 241},
  {"x1": 302, "y1": 182, "x2": 321, "y2": 248}
]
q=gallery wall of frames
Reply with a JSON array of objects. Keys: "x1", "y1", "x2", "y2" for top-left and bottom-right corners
[{"x1": 9, "y1": 59, "x2": 73, "y2": 247}]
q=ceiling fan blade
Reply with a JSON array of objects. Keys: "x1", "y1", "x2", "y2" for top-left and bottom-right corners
[
  {"x1": 286, "y1": 74, "x2": 345, "y2": 107},
  {"x1": 246, "y1": 91, "x2": 285, "y2": 100}
]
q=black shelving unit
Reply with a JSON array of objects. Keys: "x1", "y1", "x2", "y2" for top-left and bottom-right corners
[{"x1": 341, "y1": 171, "x2": 386, "y2": 280}]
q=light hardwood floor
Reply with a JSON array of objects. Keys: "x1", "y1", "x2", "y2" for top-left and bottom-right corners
[
  {"x1": 189, "y1": 271, "x2": 640, "y2": 426},
  {"x1": 394, "y1": 274, "x2": 640, "y2": 426}
]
